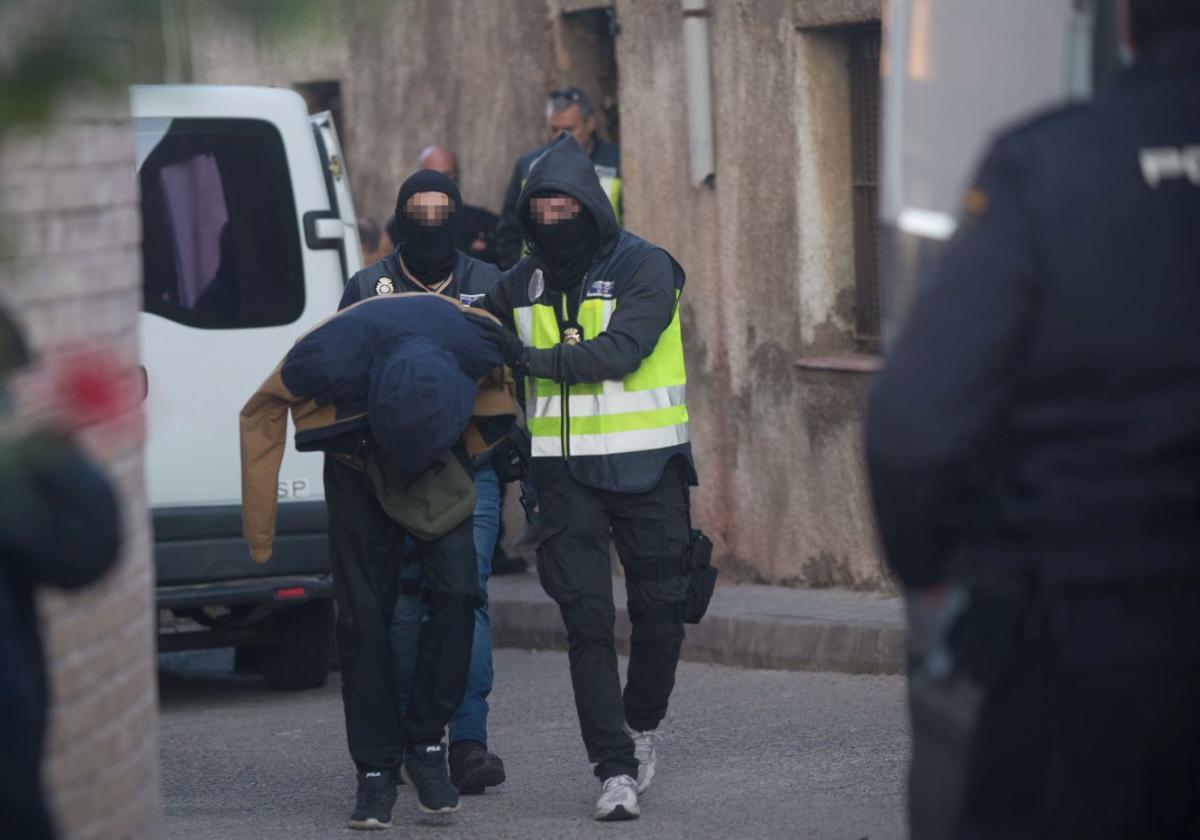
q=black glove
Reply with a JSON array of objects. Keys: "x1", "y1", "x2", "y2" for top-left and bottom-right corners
[{"x1": 467, "y1": 311, "x2": 528, "y2": 370}]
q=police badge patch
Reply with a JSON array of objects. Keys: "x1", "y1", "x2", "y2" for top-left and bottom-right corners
[
  {"x1": 375, "y1": 277, "x2": 396, "y2": 295},
  {"x1": 528, "y1": 269, "x2": 545, "y2": 302}
]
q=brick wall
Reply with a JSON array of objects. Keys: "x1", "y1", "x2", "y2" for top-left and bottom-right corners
[{"x1": 0, "y1": 96, "x2": 161, "y2": 838}]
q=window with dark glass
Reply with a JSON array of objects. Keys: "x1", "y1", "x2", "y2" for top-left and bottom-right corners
[
  {"x1": 849, "y1": 25, "x2": 883, "y2": 348},
  {"x1": 138, "y1": 118, "x2": 304, "y2": 329}
]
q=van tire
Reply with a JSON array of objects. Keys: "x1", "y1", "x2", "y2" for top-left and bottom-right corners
[{"x1": 259, "y1": 599, "x2": 334, "y2": 691}]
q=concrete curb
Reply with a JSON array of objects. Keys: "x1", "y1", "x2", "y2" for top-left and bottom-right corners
[{"x1": 489, "y1": 575, "x2": 906, "y2": 676}]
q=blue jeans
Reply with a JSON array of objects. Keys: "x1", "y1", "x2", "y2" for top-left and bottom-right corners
[{"x1": 390, "y1": 466, "x2": 500, "y2": 748}]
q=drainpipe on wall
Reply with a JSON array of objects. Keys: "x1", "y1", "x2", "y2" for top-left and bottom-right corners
[{"x1": 681, "y1": 0, "x2": 716, "y2": 188}]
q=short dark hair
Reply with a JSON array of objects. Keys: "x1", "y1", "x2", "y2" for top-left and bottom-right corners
[
  {"x1": 546, "y1": 86, "x2": 594, "y2": 118},
  {"x1": 357, "y1": 217, "x2": 382, "y2": 251},
  {"x1": 1129, "y1": 0, "x2": 1200, "y2": 45}
]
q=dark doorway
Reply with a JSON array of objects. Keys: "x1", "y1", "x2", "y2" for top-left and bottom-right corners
[
  {"x1": 557, "y1": 7, "x2": 620, "y2": 147},
  {"x1": 294, "y1": 80, "x2": 345, "y2": 135}
]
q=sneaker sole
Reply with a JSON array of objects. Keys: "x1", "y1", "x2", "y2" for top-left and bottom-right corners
[
  {"x1": 348, "y1": 817, "x2": 392, "y2": 830},
  {"x1": 399, "y1": 765, "x2": 460, "y2": 815},
  {"x1": 637, "y1": 761, "x2": 655, "y2": 794},
  {"x1": 595, "y1": 804, "x2": 640, "y2": 822}
]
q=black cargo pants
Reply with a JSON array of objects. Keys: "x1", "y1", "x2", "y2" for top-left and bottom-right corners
[
  {"x1": 323, "y1": 457, "x2": 478, "y2": 773},
  {"x1": 536, "y1": 458, "x2": 691, "y2": 780}
]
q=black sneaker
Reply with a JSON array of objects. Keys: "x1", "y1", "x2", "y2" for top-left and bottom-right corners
[
  {"x1": 400, "y1": 742, "x2": 460, "y2": 815},
  {"x1": 349, "y1": 770, "x2": 397, "y2": 830},
  {"x1": 449, "y1": 740, "x2": 507, "y2": 794}
]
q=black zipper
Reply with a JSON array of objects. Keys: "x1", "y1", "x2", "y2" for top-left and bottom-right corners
[{"x1": 557, "y1": 272, "x2": 590, "y2": 462}]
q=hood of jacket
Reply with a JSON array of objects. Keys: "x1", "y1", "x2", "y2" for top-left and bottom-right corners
[
  {"x1": 239, "y1": 294, "x2": 516, "y2": 563},
  {"x1": 516, "y1": 132, "x2": 620, "y2": 267}
]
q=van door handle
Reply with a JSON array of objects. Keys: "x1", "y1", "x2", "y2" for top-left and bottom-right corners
[{"x1": 303, "y1": 210, "x2": 345, "y2": 250}]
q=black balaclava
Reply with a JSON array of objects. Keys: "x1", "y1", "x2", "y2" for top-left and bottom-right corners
[
  {"x1": 529, "y1": 189, "x2": 599, "y2": 291},
  {"x1": 394, "y1": 170, "x2": 462, "y2": 286}
]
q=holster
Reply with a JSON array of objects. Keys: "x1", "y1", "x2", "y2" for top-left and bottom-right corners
[{"x1": 683, "y1": 529, "x2": 718, "y2": 624}]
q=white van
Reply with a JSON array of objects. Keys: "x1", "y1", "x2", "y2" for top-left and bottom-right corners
[{"x1": 133, "y1": 85, "x2": 361, "y2": 689}]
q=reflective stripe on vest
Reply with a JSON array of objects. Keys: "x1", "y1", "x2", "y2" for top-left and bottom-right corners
[{"x1": 514, "y1": 291, "x2": 688, "y2": 459}]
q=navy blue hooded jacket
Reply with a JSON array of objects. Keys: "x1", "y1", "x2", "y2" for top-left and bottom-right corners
[{"x1": 240, "y1": 294, "x2": 516, "y2": 562}]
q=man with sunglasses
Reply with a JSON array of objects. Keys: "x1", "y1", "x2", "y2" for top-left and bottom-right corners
[{"x1": 494, "y1": 86, "x2": 622, "y2": 270}]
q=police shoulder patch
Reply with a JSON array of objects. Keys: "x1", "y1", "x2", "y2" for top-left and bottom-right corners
[
  {"x1": 586, "y1": 279, "x2": 615, "y2": 299},
  {"x1": 375, "y1": 277, "x2": 395, "y2": 295}
]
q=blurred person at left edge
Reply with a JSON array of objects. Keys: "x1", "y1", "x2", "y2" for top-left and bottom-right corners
[{"x1": 0, "y1": 308, "x2": 122, "y2": 839}]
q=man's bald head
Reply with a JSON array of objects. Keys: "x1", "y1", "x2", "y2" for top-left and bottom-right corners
[{"x1": 416, "y1": 145, "x2": 458, "y2": 181}]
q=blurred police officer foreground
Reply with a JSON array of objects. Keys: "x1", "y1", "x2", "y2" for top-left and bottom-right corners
[{"x1": 866, "y1": 0, "x2": 1200, "y2": 837}]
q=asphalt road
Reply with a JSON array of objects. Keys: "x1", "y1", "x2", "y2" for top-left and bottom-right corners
[{"x1": 159, "y1": 649, "x2": 909, "y2": 840}]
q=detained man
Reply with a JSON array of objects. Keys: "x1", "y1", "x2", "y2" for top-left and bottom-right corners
[
  {"x1": 345, "y1": 170, "x2": 510, "y2": 798},
  {"x1": 327, "y1": 170, "x2": 501, "y2": 827}
]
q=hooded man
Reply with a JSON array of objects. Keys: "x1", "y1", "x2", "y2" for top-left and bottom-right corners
[
  {"x1": 493, "y1": 86, "x2": 622, "y2": 269},
  {"x1": 469, "y1": 133, "x2": 698, "y2": 822},
  {"x1": 332, "y1": 170, "x2": 508, "y2": 827}
]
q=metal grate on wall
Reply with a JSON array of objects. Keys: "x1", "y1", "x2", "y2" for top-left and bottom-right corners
[{"x1": 849, "y1": 25, "x2": 882, "y2": 347}]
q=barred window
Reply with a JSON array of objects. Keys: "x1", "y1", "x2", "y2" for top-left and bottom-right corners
[{"x1": 848, "y1": 25, "x2": 882, "y2": 348}]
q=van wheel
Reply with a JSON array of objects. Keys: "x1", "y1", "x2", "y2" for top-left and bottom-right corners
[{"x1": 259, "y1": 599, "x2": 334, "y2": 691}]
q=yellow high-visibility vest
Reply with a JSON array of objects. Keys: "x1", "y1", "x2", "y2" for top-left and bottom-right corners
[{"x1": 513, "y1": 281, "x2": 689, "y2": 460}]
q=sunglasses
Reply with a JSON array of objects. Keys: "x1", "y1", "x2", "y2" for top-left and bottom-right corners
[{"x1": 548, "y1": 87, "x2": 584, "y2": 102}]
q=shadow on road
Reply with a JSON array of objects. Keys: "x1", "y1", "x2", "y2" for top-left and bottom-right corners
[{"x1": 157, "y1": 650, "x2": 337, "y2": 712}]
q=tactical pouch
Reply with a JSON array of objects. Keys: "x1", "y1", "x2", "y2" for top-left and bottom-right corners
[
  {"x1": 683, "y1": 529, "x2": 718, "y2": 624},
  {"x1": 365, "y1": 449, "x2": 477, "y2": 542}
]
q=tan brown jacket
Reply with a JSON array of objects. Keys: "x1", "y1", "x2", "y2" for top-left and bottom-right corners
[{"x1": 239, "y1": 294, "x2": 517, "y2": 563}]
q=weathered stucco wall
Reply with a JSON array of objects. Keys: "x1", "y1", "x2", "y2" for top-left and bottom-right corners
[
  {"x1": 617, "y1": 0, "x2": 888, "y2": 589},
  {"x1": 183, "y1": 0, "x2": 569, "y2": 223}
]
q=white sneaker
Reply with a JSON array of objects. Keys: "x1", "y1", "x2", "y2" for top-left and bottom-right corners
[
  {"x1": 624, "y1": 724, "x2": 658, "y2": 793},
  {"x1": 594, "y1": 774, "x2": 640, "y2": 821}
]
